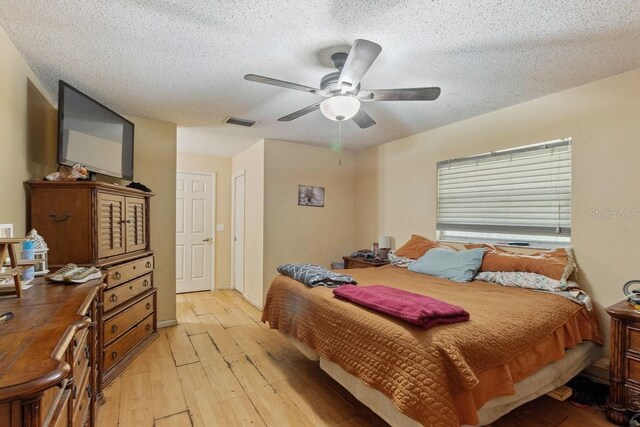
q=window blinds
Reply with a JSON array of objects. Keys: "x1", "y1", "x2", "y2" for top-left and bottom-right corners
[{"x1": 437, "y1": 139, "x2": 571, "y2": 237}]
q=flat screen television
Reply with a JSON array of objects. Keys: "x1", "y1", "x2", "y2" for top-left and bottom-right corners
[{"x1": 58, "y1": 80, "x2": 134, "y2": 180}]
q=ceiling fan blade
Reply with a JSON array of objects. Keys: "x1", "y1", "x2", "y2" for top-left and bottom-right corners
[
  {"x1": 277, "y1": 103, "x2": 321, "y2": 121},
  {"x1": 338, "y1": 39, "x2": 382, "y2": 92},
  {"x1": 245, "y1": 74, "x2": 321, "y2": 95},
  {"x1": 352, "y1": 110, "x2": 376, "y2": 129},
  {"x1": 358, "y1": 87, "x2": 441, "y2": 101}
]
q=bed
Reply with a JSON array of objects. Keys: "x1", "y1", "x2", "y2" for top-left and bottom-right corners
[{"x1": 261, "y1": 265, "x2": 602, "y2": 426}]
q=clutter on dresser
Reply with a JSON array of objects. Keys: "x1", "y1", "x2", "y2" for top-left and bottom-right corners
[
  {"x1": 26, "y1": 229, "x2": 49, "y2": 276},
  {"x1": 126, "y1": 181, "x2": 152, "y2": 192},
  {"x1": 0, "y1": 238, "x2": 40, "y2": 298},
  {"x1": 624, "y1": 279, "x2": 640, "y2": 306},
  {"x1": 45, "y1": 263, "x2": 103, "y2": 284},
  {"x1": 44, "y1": 162, "x2": 89, "y2": 181}
]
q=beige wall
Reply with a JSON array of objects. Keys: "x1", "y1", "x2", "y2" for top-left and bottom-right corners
[
  {"x1": 263, "y1": 139, "x2": 355, "y2": 302},
  {"x1": 355, "y1": 67, "x2": 640, "y2": 356},
  {"x1": 0, "y1": 26, "x2": 177, "y2": 323},
  {"x1": 231, "y1": 139, "x2": 355, "y2": 307},
  {"x1": 127, "y1": 116, "x2": 177, "y2": 323},
  {"x1": 0, "y1": 26, "x2": 57, "y2": 233},
  {"x1": 177, "y1": 152, "x2": 232, "y2": 288},
  {"x1": 231, "y1": 140, "x2": 265, "y2": 307}
]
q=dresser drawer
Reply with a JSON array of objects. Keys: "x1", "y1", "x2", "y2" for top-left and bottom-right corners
[
  {"x1": 628, "y1": 326, "x2": 640, "y2": 354},
  {"x1": 71, "y1": 327, "x2": 89, "y2": 362},
  {"x1": 627, "y1": 355, "x2": 640, "y2": 383},
  {"x1": 104, "y1": 255, "x2": 154, "y2": 289},
  {"x1": 72, "y1": 338, "x2": 91, "y2": 388},
  {"x1": 104, "y1": 294, "x2": 154, "y2": 345},
  {"x1": 71, "y1": 370, "x2": 91, "y2": 427},
  {"x1": 41, "y1": 381, "x2": 67, "y2": 426},
  {"x1": 104, "y1": 313, "x2": 155, "y2": 371},
  {"x1": 50, "y1": 388, "x2": 71, "y2": 427},
  {"x1": 627, "y1": 384, "x2": 640, "y2": 411},
  {"x1": 104, "y1": 273, "x2": 153, "y2": 312}
]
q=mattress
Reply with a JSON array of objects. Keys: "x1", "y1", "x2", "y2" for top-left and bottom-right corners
[
  {"x1": 286, "y1": 337, "x2": 601, "y2": 426},
  {"x1": 262, "y1": 265, "x2": 602, "y2": 426}
]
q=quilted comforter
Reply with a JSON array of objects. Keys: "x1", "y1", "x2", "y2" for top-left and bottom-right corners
[{"x1": 261, "y1": 265, "x2": 601, "y2": 426}]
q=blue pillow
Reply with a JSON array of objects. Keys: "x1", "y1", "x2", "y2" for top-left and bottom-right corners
[{"x1": 408, "y1": 248, "x2": 485, "y2": 283}]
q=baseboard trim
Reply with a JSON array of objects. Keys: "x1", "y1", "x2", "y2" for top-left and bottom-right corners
[
  {"x1": 214, "y1": 285, "x2": 232, "y2": 290},
  {"x1": 157, "y1": 319, "x2": 178, "y2": 328},
  {"x1": 243, "y1": 294, "x2": 263, "y2": 310}
]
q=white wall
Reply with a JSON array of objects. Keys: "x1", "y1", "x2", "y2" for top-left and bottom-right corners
[{"x1": 231, "y1": 140, "x2": 265, "y2": 307}]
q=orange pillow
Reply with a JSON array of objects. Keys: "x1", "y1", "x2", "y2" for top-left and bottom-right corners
[
  {"x1": 464, "y1": 244, "x2": 572, "y2": 281},
  {"x1": 395, "y1": 235, "x2": 453, "y2": 259}
]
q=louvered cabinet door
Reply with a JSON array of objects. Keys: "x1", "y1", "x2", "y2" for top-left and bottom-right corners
[
  {"x1": 97, "y1": 193, "x2": 126, "y2": 259},
  {"x1": 125, "y1": 197, "x2": 147, "y2": 253}
]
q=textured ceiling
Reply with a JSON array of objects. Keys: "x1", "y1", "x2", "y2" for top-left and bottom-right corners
[{"x1": 2, "y1": 1, "x2": 640, "y2": 156}]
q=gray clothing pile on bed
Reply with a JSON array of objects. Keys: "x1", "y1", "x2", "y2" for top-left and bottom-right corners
[{"x1": 277, "y1": 263, "x2": 357, "y2": 288}]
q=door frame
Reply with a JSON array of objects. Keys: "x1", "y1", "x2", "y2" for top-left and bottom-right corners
[
  {"x1": 231, "y1": 169, "x2": 246, "y2": 293},
  {"x1": 176, "y1": 170, "x2": 216, "y2": 292}
]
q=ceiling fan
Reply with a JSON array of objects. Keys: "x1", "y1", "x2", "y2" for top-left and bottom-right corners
[{"x1": 244, "y1": 39, "x2": 441, "y2": 129}]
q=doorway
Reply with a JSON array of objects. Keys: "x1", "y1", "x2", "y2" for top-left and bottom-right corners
[
  {"x1": 176, "y1": 171, "x2": 215, "y2": 293},
  {"x1": 232, "y1": 171, "x2": 245, "y2": 294}
]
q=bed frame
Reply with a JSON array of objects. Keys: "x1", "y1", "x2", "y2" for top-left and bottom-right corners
[{"x1": 286, "y1": 336, "x2": 601, "y2": 426}]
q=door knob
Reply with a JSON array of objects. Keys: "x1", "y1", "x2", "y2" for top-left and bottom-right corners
[{"x1": 202, "y1": 237, "x2": 212, "y2": 242}]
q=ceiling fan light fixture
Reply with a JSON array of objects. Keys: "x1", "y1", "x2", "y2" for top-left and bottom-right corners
[{"x1": 320, "y1": 96, "x2": 360, "y2": 121}]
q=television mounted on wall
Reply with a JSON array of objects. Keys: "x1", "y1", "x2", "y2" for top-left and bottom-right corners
[{"x1": 57, "y1": 80, "x2": 134, "y2": 180}]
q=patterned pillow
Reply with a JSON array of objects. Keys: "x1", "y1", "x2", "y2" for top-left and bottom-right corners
[
  {"x1": 474, "y1": 271, "x2": 568, "y2": 292},
  {"x1": 475, "y1": 271, "x2": 592, "y2": 309},
  {"x1": 388, "y1": 252, "x2": 414, "y2": 268}
]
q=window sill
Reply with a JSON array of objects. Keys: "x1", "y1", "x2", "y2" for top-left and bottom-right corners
[{"x1": 438, "y1": 238, "x2": 570, "y2": 251}]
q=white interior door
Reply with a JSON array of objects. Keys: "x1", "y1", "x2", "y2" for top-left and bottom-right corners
[
  {"x1": 176, "y1": 172, "x2": 215, "y2": 293},
  {"x1": 233, "y1": 173, "x2": 245, "y2": 293}
]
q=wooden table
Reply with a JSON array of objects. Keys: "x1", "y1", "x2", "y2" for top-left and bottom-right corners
[{"x1": 342, "y1": 256, "x2": 390, "y2": 269}]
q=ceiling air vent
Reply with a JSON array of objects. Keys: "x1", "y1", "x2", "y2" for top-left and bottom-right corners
[{"x1": 225, "y1": 117, "x2": 256, "y2": 127}]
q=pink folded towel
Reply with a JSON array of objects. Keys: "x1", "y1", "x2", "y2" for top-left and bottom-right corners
[{"x1": 333, "y1": 285, "x2": 470, "y2": 329}]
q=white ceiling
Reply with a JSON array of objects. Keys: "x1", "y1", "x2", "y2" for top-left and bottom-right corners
[{"x1": 2, "y1": 1, "x2": 640, "y2": 157}]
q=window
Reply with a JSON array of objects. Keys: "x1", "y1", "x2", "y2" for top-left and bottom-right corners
[{"x1": 437, "y1": 138, "x2": 571, "y2": 246}]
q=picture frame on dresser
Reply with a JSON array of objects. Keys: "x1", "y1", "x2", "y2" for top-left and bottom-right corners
[{"x1": 25, "y1": 180, "x2": 159, "y2": 401}]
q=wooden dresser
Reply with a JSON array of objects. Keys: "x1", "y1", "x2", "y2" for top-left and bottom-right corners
[
  {"x1": 0, "y1": 278, "x2": 103, "y2": 427},
  {"x1": 606, "y1": 300, "x2": 640, "y2": 424},
  {"x1": 25, "y1": 181, "x2": 159, "y2": 393}
]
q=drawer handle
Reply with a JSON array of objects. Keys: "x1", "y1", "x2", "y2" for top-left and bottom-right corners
[
  {"x1": 146, "y1": 323, "x2": 151, "y2": 331},
  {"x1": 109, "y1": 294, "x2": 118, "y2": 302},
  {"x1": 49, "y1": 211, "x2": 71, "y2": 222},
  {"x1": 145, "y1": 261, "x2": 152, "y2": 268},
  {"x1": 146, "y1": 302, "x2": 152, "y2": 310},
  {"x1": 111, "y1": 351, "x2": 118, "y2": 360},
  {"x1": 143, "y1": 279, "x2": 149, "y2": 287},
  {"x1": 113, "y1": 272, "x2": 121, "y2": 280},
  {"x1": 111, "y1": 325, "x2": 118, "y2": 334}
]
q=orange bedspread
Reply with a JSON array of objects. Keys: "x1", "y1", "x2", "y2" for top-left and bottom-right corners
[{"x1": 261, "y1": 265, "x2": 602, "y2": 426}]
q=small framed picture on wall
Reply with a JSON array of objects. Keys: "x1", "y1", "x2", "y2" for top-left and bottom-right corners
[
  {"x1": 0, "y1": 224, "x2": 13, "y2": 238},
  {"x1": 298, "y1": 185, "x2": 325, "y2": 207}
]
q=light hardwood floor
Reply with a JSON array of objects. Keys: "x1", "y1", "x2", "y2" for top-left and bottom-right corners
[{"x1": 97, "y1": 289, "x2": 611, "y2": 426}]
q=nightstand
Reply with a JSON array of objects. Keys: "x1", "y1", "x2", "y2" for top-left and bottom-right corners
[
  {"x1": 606, "y1": 300, "x2": 640, "y2": 425},
  {"x1": 342, "y1": 256, "x2": 390, "y2": 269}
]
